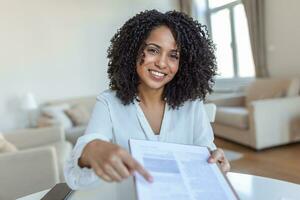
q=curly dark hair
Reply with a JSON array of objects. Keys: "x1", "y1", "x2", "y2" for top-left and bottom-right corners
[{"x1": 107, "y1": 9, "x2": 217, "y2": 109}]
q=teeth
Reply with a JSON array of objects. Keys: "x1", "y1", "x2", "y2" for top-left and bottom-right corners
[{"x1": 150, "y1": 70, "x2": 165, "y2": 77}]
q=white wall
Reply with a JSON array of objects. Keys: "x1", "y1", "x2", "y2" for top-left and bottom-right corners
[
  {"x1": 265, "y1": 0, "x2": 300, "y2": 77},
  {"x1": 0, "y1": 0, "x2": 179, "y2": 131}
]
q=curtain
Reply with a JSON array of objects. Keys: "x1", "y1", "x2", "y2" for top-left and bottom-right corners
[
  {"x1": 178, "y1": 0, "x2": 192, "y2": 16},
  {"x1": 242, "y1": 0, "x2": 269, "y2": 77}
]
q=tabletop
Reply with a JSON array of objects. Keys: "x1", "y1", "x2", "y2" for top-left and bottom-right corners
[{"x1": 18, "y1": 172, "x2": 300, "y2": 200}]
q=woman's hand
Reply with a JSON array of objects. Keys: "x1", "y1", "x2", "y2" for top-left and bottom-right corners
[
  {"x1": 79, "y1": 140, "x2": 153, "y2": 183},
  {"x1": 208, "y1": 148, "x2": 230, "y2": 173}
]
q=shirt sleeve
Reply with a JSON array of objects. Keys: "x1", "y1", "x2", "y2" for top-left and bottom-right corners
[
  {"x1": 193, "y1": 101, "x2": 217, "y2": 151},
  {"x1": 64, "y1": 95, "x2": 113, "y2": 190}
]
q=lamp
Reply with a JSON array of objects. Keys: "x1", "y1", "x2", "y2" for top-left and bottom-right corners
[
  {"x1": 22, "y1": 92, "x2": 38, "y2": 127},
  {"x1": 22, "y1": 93, "x2": 38, "y2": 110}
]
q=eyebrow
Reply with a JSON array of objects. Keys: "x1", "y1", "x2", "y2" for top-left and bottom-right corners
[{"x1": 145, "y1": 43, "x2": 179, "y2": 53}]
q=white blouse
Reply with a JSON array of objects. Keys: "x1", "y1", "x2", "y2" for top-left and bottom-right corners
[{"x1": 64, "y1": 90, "x2": 216, "y2": 190}]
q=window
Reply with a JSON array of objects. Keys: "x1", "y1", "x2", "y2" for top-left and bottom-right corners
[{"x1": 204, "y1": 0, "x2": 255, "y2": 79}]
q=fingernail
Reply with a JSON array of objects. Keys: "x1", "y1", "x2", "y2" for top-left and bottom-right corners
[{"x1": 148, "y1": 176, "x2": 153, "y2": 183}]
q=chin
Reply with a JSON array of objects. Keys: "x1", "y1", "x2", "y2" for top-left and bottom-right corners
[
  {"x1": 143, "y1": 80, "x2": 166, "y2": 90},
  {"x1": 148, "y1": 84, "x2": 165, "y2": 90}
]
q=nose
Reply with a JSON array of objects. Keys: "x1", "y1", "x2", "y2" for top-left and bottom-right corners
[{"x1": 155, "y1": 54, "x2": 168, "y2": 69}]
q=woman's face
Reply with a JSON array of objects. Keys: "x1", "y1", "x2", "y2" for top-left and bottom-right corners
[{"x1": 136, "y1": 25, "x2": 180, "y2": 92}]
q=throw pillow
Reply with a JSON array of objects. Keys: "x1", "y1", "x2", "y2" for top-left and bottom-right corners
[
  {"x1": 42, "y1": 104, "x2": 73, "y2": 129},
  {"x1": 0, "y1": 133, "x2": 18, "y2": 153},
  {"x1": 65, "y1": 104, "x2": 90, "y2": 126},
  {"x1": 36, "y1": 114, "x2": 60, "y2": 127}
]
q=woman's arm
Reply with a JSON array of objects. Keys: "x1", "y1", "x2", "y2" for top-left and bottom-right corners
[
  {"x1": 64, "y1": 96, "x2": 114, "y2": 189},
  {"x1": 64, "y1": 95, "x2": 151, "y2": 190}
]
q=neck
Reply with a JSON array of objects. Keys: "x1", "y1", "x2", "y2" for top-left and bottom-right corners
[{"x1": 137, "y1": 85, "x2": 164, "y2": 107}]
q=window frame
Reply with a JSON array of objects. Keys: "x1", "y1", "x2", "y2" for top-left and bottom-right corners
[{"x1": 205, "y1": 0, "x2": 246, "y2": 79}]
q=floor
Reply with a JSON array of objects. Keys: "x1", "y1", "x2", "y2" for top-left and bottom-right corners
[{"x1": 215, "y1": 137, "x2": 300, "y2": 184}]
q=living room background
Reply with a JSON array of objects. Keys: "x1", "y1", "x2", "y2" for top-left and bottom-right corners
[{"x1": 1, "y1": 0, "x2": 300, "y2": 132}]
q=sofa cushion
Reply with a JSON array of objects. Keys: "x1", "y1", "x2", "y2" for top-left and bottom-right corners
[
  {"x1": 215, "y1": 107, "x2": 249, "y2": 129},
  {"x1": 0, "y1": 133, "x2": 18, "y2": 153},
  {"x1": 245, "y1": 78, "x2": 300, "y2": 105}
]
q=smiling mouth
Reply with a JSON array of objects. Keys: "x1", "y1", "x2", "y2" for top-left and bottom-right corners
[{"x1": 148, "y1": 69, "x2": 167, "y2": 77}]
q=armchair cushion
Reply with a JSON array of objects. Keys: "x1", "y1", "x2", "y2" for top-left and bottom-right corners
[
  {"x1": 215, "y1": 107, "x2": 249, "y2": 129},
  {"x1": 208, "y1": 94, "x2": 245, "y2": 107}
]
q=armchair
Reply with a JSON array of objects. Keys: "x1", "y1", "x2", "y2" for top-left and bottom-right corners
[
  {"x1": 210, "y1": 78, "x2": 300, "y2": 150},
  {"x1": 0, "y1": 126, "x2": 72, "y2": 199}
]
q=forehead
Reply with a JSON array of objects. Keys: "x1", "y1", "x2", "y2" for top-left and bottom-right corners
[{"x1": 145, "y1": 25, "x2": 177, "y2": 49}]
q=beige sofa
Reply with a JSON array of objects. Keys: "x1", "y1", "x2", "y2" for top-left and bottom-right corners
[
  {"x1": 37, "y1": 96, "x2": 96, "y2": 145},
  {"x1": 0, "y1": 126, "x2": 72, "y2": 200},
  {"x1": 211, "y1": 78, "x2": 300, "y2": 150}
]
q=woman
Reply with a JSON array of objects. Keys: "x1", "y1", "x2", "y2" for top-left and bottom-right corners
[{"x1": 64, "y1": 10, "x2": 230, "y2": 190}]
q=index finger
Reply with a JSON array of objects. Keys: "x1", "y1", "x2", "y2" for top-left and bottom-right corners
[{"x1": 121, "y1": 152, "x2": 153, "y2": 182}]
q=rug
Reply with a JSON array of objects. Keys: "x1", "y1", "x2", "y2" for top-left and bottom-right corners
[{"x1": 223, "y1": 149, "x2": 243, "y2": 161}]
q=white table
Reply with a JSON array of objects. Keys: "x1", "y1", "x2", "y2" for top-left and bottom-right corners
[{"x1": 18, "y1": 172, "x2": 300, "y2": 200}]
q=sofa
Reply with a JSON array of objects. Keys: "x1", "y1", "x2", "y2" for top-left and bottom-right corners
[
  {"x1": 36, "y1": 96, "x2": 96, "y2": 145},
  {"x1": 210, "y1": 78, "x2": 300, "y2": 150},
  {"x1": 0, "y1": 126, "x2": 72, "y2": 200}
]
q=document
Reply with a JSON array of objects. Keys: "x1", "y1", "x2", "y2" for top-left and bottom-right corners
[{"x1": 129, "y1": 139, "x2": 239, "y2": 200}]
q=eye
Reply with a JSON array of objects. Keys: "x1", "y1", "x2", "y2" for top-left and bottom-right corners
[
  {"x1": 170, "y1": 53, "x2": 179, "y2": 60},
  {"x1": 147, "y1": 47, "x2": 159, "y2": 55}
]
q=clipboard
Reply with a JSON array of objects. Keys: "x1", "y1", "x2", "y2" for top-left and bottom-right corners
[{"x1": 128, "y1": 139, "x2": 240, "y2": 200}]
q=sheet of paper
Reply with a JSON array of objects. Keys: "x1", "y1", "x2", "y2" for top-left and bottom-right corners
[{"x1": 129, "y1": 139, "x2": 238, "y2": 200}]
